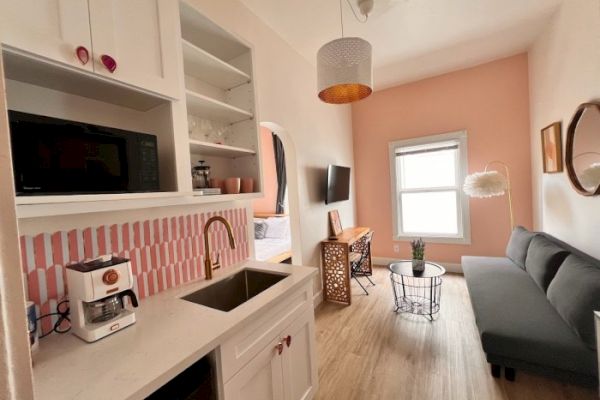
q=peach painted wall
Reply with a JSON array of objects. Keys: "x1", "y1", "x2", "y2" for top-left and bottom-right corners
[
  {"x1": 352, "y1": 54, "x2": 533, "y2": 264},
  {"x1": 253, "y1": 127, "x2": 278, "y2": 214}
]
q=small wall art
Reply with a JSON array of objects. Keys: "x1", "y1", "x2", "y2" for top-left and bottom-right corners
[
  {"x1": 328, "y1": 210, "x2": 343, "y2": 237},
  {"x1": 541, "y1": 122, "x2": 563, "y2": 173}
]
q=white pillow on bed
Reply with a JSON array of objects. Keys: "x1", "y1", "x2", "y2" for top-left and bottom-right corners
[
  {"x1": 254, "y1": 220, "x2": 268, "y2": 239},
  {"x1": 264, "y1": 217, "x2": 290, "y2": 239}
]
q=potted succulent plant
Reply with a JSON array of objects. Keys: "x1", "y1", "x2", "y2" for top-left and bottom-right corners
[{"x1": 411, "y1": 238, "x2": 425, "y2": 272}]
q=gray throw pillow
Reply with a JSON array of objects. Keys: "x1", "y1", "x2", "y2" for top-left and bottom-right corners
[
  {"x1": 254, "y1": 220, "x2": 267, "y2": 239},
  {"x1": 505, "y1": 226, "x2": 537, "y2": 269},
  {"x1": 525, "y1": 236, "x2": 569, "y2": 291},
  {"x1": 547, "y1": 255, "x2": 600, "y2": 349}
]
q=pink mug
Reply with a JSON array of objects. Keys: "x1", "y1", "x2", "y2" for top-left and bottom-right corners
[
  {"x1": 209, "y1": 178, "x2": 223, "y2": 190},
  {"x1": 241, "y1": 177, "x2": 254, "y2": 193},
  {"x1": 224, "y1": 177, "x2": 241, "y2": 194}
]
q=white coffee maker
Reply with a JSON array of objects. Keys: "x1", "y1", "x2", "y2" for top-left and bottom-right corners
[{"x1": 66, "y1": 255, "x2": 138, "y2": 342}]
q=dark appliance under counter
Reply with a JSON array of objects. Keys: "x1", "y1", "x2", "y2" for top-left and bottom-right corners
[{"x1": 146, "y1": 353, "x2": 217, "y2": 400}]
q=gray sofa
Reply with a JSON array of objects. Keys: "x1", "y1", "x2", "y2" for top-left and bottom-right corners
[{"x1": 462, "y1": 227, "x2": 600, "y2": 386}]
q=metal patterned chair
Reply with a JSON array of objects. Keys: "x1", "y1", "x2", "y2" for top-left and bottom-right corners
[{"x1": 349, "y1": 231, "x2": 375, "y2": 295}]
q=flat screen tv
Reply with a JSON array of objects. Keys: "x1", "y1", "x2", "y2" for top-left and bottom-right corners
[{"x1": 326, "y1": 165, "x2": 350, "y2": 204}]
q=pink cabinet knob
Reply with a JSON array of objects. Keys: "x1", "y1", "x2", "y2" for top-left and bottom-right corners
[
  {"x1": 76, "y1": 46, "x2": 89, "y2": 65},
  {"x1": 275, "y1": 342, "x2": 284, "y2": 355},
  {"x1": 100, "y1": 54, "x2": 117, "y2": 73}
]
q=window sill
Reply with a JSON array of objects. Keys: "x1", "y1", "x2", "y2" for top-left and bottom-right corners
[{"x1": 393, "y1": 235, "x2": 471, "y2": 245}]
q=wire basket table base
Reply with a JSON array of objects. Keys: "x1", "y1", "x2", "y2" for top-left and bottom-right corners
[{"x1": 389, "y1": 262, "x2": 444, "y2": 321}]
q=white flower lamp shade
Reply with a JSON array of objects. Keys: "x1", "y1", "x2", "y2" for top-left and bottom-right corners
[
  {"x1": 579, "y1": 163, "x2": 600, "y2": 191},
  {"x1": 463, "y1": 171, "x2": 507, "y2": 198},
  {"x1": 317, "y1": 37, "x2": 373, "y2": 104},
  {"x1": 463, "y1": 165, "x2": 515, "y2": 229}
]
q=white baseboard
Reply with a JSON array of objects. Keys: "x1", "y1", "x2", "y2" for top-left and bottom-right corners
[
  {"x1": 372, "y1": 256, "x2": 463, "y2": 274},
  {"x1": 313, "y1": 290, "x2": 323, "y2": 308}
]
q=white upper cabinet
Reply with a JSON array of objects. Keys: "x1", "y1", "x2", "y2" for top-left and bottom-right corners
[
  {"x1": 0, "y1": 0, "x2": 180, "y2": 99},
  {"x1": 0, "y1": 0, "x2": 93, "y2": 71},
  {"x1": 87, "y1": 0, "x2": 180, "y2": 99}
]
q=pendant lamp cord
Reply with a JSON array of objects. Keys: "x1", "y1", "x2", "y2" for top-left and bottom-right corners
[
  {"x1": 340, "y1": 0, "x2": 345, "y2": 37},
  {"x1": 340, "y1": 0, "x2": 369, "y2": 36}
]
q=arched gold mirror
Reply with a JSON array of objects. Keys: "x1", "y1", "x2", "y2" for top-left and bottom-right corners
[{"x1": 566, "y1": 102, "x2": 600, "y2": 196}]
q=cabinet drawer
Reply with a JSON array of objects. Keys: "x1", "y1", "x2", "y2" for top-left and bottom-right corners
[{"x1": 220, "y1": 283, "x2": 312, "y2": 382}]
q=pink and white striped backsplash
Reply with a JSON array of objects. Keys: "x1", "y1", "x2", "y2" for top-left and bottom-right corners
[{"x1": 20, "y1": 208, "x2": 248, "y2": 334}]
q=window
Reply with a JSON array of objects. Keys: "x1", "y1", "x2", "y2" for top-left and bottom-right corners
[{"x1": 389, "y1": 131, "x2": 470, "y2": 243}]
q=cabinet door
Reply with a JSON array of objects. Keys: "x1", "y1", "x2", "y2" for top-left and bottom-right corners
[
  {"x1": 282, "y1": 308, "x2": 318, "y2": 400},
  {"x1": 0, "y1": 0, "x2": 92, "y2": 71},
  {"x1": 223, "y1": 337, "x2": 285, "y2": 400},
  {"x1": 87, "y1": 0, "x2": 180, "y2": 98}
]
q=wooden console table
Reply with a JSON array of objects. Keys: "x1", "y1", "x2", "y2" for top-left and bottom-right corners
[{"x1": 321, "y1": 227, "x2": 372, "y2": 305}]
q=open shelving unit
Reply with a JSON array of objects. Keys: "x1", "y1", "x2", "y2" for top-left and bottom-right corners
[
  {"x1": 180, "y1": 1, "x2": 261, "y2": 200},
  {"x1": 181, "y1": 39, "x2": 250, "y2": 90},
  {"x1": 189, "y1": 139, "x2": 256, "y2": 158},
  {"x1": 185, "y1": 90, "x2": 252, "y2": 124}
]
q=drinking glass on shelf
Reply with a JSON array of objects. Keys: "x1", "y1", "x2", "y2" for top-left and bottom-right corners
[
  {"x1": 216, "y1": 124, "x2": 232, "y2": 144},
  {"x1": 200, "y1": 119, "x2": 213, "y2": 142},
  {"x1": 187, "y1": 117, "x2": 197, "y2": 135}
]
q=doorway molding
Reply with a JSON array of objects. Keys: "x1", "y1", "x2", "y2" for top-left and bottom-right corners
[{"x1": 260, "y1": 121, "x2": 303, "y2": 265}]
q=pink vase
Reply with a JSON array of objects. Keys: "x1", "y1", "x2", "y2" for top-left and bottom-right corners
[
  {"x1": 240, "y1": 177, "x2": 254, "y2": 193},
  {"x1": 224, "y1": 177, "x2": 241, "y2": 194}
]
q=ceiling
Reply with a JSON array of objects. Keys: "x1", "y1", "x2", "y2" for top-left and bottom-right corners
[{"x1": 239, "y1": 0, "x2": 563, "y2": 90}]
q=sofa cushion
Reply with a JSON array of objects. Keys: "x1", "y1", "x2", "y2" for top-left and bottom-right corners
[
  {"x1": 547, "y1": 254, "x2": 600, "y2": 349},
  {"x1": 462, "y1": 256, "x2": 597, "y2": 377},
  {"x1": 525, "y1": 236, "x2": 569, "y2": 291},
  {"x1": 506, "y1": 226, "x2": 537, "y2": 269}
]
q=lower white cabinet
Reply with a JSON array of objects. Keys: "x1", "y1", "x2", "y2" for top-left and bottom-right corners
[
  {"x1": 281, "y1": 308, "x2": 318, "y2": 400},
  {"x1": 221, "y1": 284, "x2": 317, "y2": 400},
  {"x1": 222, "y1": 335, "x2": 285, "y2": 400}
]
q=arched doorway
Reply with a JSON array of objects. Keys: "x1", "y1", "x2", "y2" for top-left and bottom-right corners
[{"x1": 252, "y1": 122, "x2": 302, "y2": 265}]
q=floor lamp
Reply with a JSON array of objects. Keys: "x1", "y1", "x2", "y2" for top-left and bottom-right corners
[{"x1": 463, "y1": 161, "x2": 515, "y2": 229}]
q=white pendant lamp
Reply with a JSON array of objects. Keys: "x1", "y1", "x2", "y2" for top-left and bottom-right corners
[{"x1": 317, "y1": 0, "x2": 374, "y2": 104}]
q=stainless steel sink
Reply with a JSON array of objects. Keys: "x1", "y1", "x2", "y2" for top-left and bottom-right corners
[{"x1": 181, "y1": 269, "x2": 289, "y2": 312}]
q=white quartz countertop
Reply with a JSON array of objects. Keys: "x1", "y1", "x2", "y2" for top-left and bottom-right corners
[{"x1": 32, "y1": 260, "x2": 317, "y2": 400}]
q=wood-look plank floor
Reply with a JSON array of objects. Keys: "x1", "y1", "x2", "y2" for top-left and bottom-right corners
[{"x1": 314, "y1": 266, "x2": 597, "y2": 400}]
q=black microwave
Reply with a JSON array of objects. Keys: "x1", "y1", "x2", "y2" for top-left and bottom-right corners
[{"x1": 8, "y1": 111, "x2": 160, "y2": 195}]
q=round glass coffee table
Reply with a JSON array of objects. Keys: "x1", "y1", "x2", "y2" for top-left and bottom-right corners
[{"x1": 389, "y1": 260, "x2": 445, "y2": 321}]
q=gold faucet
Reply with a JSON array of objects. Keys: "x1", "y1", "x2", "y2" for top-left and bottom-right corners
[{"x1": 203, "y1": 216, "x2": 236, "y2": 280}]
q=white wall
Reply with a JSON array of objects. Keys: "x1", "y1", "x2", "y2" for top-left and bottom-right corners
[{"x1": 528, "y1": 0, "x2": 600, "y2": 259}]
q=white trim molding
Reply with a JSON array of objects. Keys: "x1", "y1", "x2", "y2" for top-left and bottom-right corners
[
  {"x1": 313, "y1": 290, "x2": 323, "y2": 308},
  {"x1": 372, "y1": 256, "x2": 463, "y2": 274},
  {"x1": 388, "y1": 130, "x2": 471, "y2": 245}
]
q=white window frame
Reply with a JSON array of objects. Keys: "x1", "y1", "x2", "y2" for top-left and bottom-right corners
[{"x1": 388, "y1": 130, "x2": 471, "y2": 244}]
